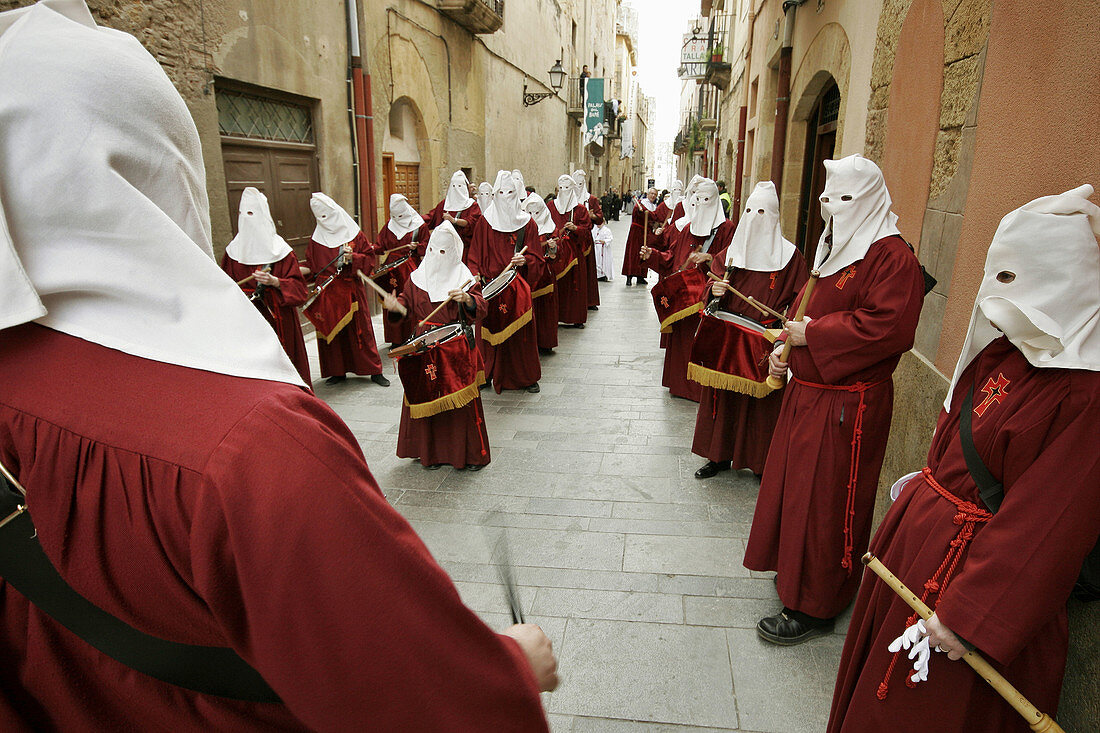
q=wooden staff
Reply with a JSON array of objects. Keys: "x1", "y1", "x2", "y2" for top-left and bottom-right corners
[
  {"x1": 382, "y1": 242, "x2": 417, "y2": 257},
  {"x1": 765, "y1": 270, "x2": 819, "y2": 390},
  {"x1": 418, "y1": 278, "x2": 476, "y2": 329},
  {"x1": 639, "y1": 209, "x2": 649, "y2": 259},
  {"x1": 706, "y1": 272, "x2": 787, "y2": 324},
  {"x1": 235, "y1": 273, "x2": 256, "y2": 286},
  {"x1": 357, "y1": 271, "x2": 407, "y2": 316},
  {"x1": 862, "y1": 553, "x2": 1065, "y2": 733}
]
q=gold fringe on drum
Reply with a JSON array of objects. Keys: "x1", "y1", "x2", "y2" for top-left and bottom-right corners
[
  {"x1": 686, "y1": 362, "x2": 776, "y2": 398},
  {"x1": 404, "y1": 370, "x2": 487, "y2": 419}
]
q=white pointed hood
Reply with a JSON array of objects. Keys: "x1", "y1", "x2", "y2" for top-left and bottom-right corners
[
  {"x1": 724, "y1": 181, "x2": 796, "y2": 272},
  {"x1": 572, "y1": 169, "x2": 590, "y2": 200},
  {"x1": 484, "y1": 170, "x2": 531, "y2": 232},
  {"x1": 0, "y1": 0, "x2": 304, "y2": 387},
  {"x1": 945, "y1": 184, "x2": 1100, "y2": 410},
  {"x1": 523, "y1": 193, "x2": 556, "y2": 236},
  {"x1": 387, "y1": 193, "x2": 425, "y2": 239},
  {"x1": 226, "y1": 187, "x2": 293, "y2": 266},
  {"x1": 668, "y1": 179, "x2": 685, "y2": 210},
  {"x1": 814, "y1": 154, "x2": 900, "y2": 277},
  {"x1": 443, "y1": 169, "x2": 473, "y2": 213},
  {"x1": 476, "y1": 182, "x2": 494, "y2": 216},
  {"x1": 689, "y1": 179, "x2": 726, "y2": 237},
  {"x1": 675, "y1": 174, "x2": 706, "y2": 231},
  {"x1": 511, "y1": 169, "x2": 526, "y2": 193},
  {"x1": 554, "y1": 174, "x2": 580, "y2": 215},
  {"x1": 410, "y1": 221, "x2": 475, "y2": 302},
  {"x1": 310, "y1": 192, "x2": 361, "y2": 249}
]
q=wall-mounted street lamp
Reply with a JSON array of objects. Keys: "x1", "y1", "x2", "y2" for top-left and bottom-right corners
[{"x1": 524, "y1": 59, "x2": 566, "y2": 107}]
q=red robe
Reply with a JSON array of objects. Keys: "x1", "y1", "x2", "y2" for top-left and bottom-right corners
[
  {"x1": 423, "y1": 201, "x2": 482, "y2": 265},
  {"x1": 531, "y1": 233, "x2": 559, "y2": 350},
  {"x1": 584, "y1": 194, "x2": 603, "y2": 308},
  {"x1": 467, "y1": 218, "x2": 543, "y2": 391},
  {"x1": 0, "y1": 323, "x2": 548, "y2": 732},
  {"x1": 306, "y1": 232, "x2": 384, "y2": 378},
  {"x1": 622, "y1": 202, "x2": 662, "y2": 278},
  {"x1": 649, "y1": 222, "x2": 737, "y2": 402},
  {"x1": 549, "y1": 203, "x2": 591, "y2": 326},
  {"x1": 744, "y1": 236, "x2": 926, "y2": 618},
  {"x1": 692, "y1": 252, "x2": 808, "y2": 472},
  {"x1": 390, "y1": 281, "x2": 491, "y2": 468},
  {"x1": 827, "y1": 337, "x2": 1100, "y2": 732},
  {"x1": 220, "y1": 251, "x2": 311, "y2": 385},
  {"x1": 375, "y1": 224, "x2": 431, "y2": 346}
]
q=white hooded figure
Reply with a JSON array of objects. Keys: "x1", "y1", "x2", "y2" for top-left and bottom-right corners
[
  {"x1": 442, "y1": 170, "x2": 474, "y2": 214},
  {"x1": 310, "y1": 192, "x2": 361, "y2": 248},
  {"x1": 484, "y1": 170, "x2": 531, "y2": 233},
  {"x1": 723, "y1": 182, "x2": 797, "y2": 272},
  {"x1": 572, "y1": 169, "x2": 591, "y2": 202},
  {"x1": 815, "y1": 154, "x2": 901, "y2": 278},
  {"x1": 675, "y1": 174, "x2": 707, "y2": 231},
  {"x1": 511, "y1": 169, "x2": 526, "y2": 194},
  {"x1": 226, "y1": 187, "x2": 293, "y2": 266},
  {"x1": 387, "y1": 193, "x2": 425, "y2": 239},
  {"x1": 523, "y1": 192, "x2": 555, "y2": 237},
  {"x1": 476, "y1": 182, "x2": 495, "y2": 217},
  {"x1": 667, "y1": 179, "x2": 685, "y2": 211},
  {"x1": 0, "y1": 0, "x2": 303, "y2": 386},
  {"x1": 554, "y1": 174, "x2": 580, "y2": 216},
  {"x1": 409, "y1": 221, "x2": 475, "y2": 303},
  {"x1": 945, "y1": 184, "x2": 1100, "y2": 410},
  {"x1": 688, "y1": 179, "x2": 727, "y2": 237}
]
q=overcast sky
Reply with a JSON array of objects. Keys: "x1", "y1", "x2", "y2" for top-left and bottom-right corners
[{"x1": 629, "y1": 0, "x2": 699, "y2": 143}]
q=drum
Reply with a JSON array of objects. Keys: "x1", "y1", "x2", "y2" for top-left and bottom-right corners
[
  {"x1": 370, "y1": 253, "x2": 415, "y2": 294},
  {"x1": 550, "y1": 237, "x2": 578, "y2": 281},
  {"x1": 687, "y1": 306, "x2": 782, "y2": 398},
  {"x1": 303, "y1": 277, "x2": 359, "y2": 343},
  {"x1": 651, "y1": 267, "x2": 708, "y2": 333},
  {"x1": 390, "y1": 324, "x2": 484, "y2": 418},
  {"x1": 481, "y1": 268, "x2": 533, "y2": 345}
]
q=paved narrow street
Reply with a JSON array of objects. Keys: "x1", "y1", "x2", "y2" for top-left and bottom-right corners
[{"x1": 306, "y1": 215, "x2": 848, "y2": 732}]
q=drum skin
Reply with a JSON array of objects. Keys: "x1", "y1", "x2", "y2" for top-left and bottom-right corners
[
  {"x1": 394, "y1": 325, "x2": 485, "y2": 418},
  {"x1": 651, "y1": 268, "x2": 708, "y2": 333}
]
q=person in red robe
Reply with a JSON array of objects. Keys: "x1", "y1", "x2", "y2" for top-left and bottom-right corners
[
  {"x1": 374, "y1": 193, "x2": 430, "y2": 347},
  {"x1": 383, "y1": 223, "x2": 491, "y2": 470},
  {"x1": 549, "y1": 174, "x2": 592, "y2": 328},
  {"x1": 744, "y1": 155, "x2": 925, "y2": 643},
  {"x1": 573, "y1": 169, "x2": 602, "y2": 309},
  {"x1": 622, "y1": 187, "x2": 661, "y2": 285},
  {"x1": 691, "y1": 182, "x2": 808, "y2": 478},
  {"x1": 468, "y1": 171, "x2": 543, "y2": 393},
  {"x1": 423, "y1": 170, "x2": 482, "y2": 258},
  {"x1": 643, "y1": 179, "x2": 733, "y2": 402},
  {"x1": 306, "y1": 194, "x2": 390, "y2": 386},
  {"x1": 0, "y1": 6, "x2": 557, "y2": 729},
  {"x1": 221, "y1": 187, "x2": 311, "y2": 384},
  {"x1": 827, "y1": 185, "x2": 1100, "y2": 732},
  {"x1": 523, "y1": 192, "x2": 560, "y2": 354}
]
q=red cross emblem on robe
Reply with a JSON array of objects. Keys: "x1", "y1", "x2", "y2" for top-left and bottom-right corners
[
  {"x1": 498, "y1": 302, "x2": 508, "y2": 314},
  {"x1": 769, "y1": 272, "x2": 778, "y2": 290},
  {"x1": 836, "y1": 265, "x2": 857, "y2": 290},
  {"x1": 973, "y1": 373, "x2": 1010, "y2": 417},
  {"x1": 389, "y1": 275, "x2": 398, "y2": 289},
  {"x1": 424, "y1": 363, "x2": 438, "y2": 381},
  {"x1": 660, "y1": 296, "x2": 670, "y2": 308}
]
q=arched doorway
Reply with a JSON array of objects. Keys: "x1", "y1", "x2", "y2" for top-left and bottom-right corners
[
  {"x1": 382, "y1": 98, "x2": 425, "y2": 220},
  {"x1": 796, "y1": 80, "x2": 840, "y2": 265}
]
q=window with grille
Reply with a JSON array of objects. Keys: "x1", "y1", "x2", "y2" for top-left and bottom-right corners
[
  {"x1": 820, "y1": 84, "x2": 841, "y2": 126},
  {"x1": 216, "y1": 88, "x2": 314, "y2": 145}
]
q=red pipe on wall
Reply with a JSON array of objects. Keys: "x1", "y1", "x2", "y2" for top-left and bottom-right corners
[
  {"x1": 734, "y1": 105, "x2": 747, "y2": 212},
  {"x1": 351, "y1": 61, "x2": 378, "y2": 236}
]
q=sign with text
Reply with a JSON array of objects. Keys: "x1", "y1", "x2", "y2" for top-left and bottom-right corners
[
  {"x1": 679, "y1": 32, "x2": 708, "y2": 79},
  {"x1": 583, "y1": 77, "x2": 606, "y2": 149}
]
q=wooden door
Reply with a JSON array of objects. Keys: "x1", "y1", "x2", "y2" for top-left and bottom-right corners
[
  {"x1": 394, "y1": 163, "x2": 420, "y2": 211},
  {"x1": 796, "y1": 82, "x2": 840, "y2": 267}
]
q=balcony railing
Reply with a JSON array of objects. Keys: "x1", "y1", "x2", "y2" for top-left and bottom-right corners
[
  {"x1": 566, "y1": 77, "x2": 585, "y2": 118},
  {"x1": 437, "y1": 0, "x2": 504, "y2": 34}
]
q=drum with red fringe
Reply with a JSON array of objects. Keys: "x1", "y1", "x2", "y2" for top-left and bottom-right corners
[
  {"x1": 651, "y1": 267, "x2": 708, "y2": 333},
  {"x1": 687, "y1": 307, "x2": 781, "y2": 398},
  {"x1": 303, "y1": 277, "x2": 359, "y2": 343},
  {"x1": 481, "y1": 268, "x2": 533, "y2": 345},
  {"x1": 370, "y1": 253, "x2": 415, "y2": 294},
  {"x1": 390, "y1": 324, "x2": 484, "y2": 418}
]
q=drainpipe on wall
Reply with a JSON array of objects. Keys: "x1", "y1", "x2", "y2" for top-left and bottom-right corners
[
  {"x1": 770, "y1": 1, "x2": 801, "y2": 195},
  {"x1": 346, "y1": 0, "x2": 378, "y2": 235},
  {"x1": 734, "y1": 10, "x2": 755, "y2": 213}
]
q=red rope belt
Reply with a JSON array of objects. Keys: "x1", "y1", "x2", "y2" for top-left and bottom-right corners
[
  {"x1": 876, "y1": 467, "x2": 992, "y2": 700},
  {"x1": 791, "y1": 377, "x2": 888, "y2": 572}
]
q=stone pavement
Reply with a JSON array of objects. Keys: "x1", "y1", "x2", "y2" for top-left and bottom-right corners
[{"x1": 304, "y1": 214, "x2": 851, "y2": 732}]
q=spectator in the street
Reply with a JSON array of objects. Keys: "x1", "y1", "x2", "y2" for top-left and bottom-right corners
[
  {"x1": 579, "y1": 63, "x2": 590, "y2": 99},
  {"x1": 526, "y1": 185, "x2": 536, "y2": 196},
  {"x1": 0, "y1": 4, "x2": 557, "y2": 730},
  {"x1": 827, "y1": 185, "x2": 1100, "y2": 733},
  {"x1": 717, "y1": 180, "x2": 732, "y2": 216}
]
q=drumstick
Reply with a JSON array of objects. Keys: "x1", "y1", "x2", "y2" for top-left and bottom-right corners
[
  {"x1": 236, "y1": 273, "x2": 256, "y2": 286},
  {"x1": 508, "y1": 245, "x2": 529, "y2": 270},
  {"x1": 418, "y1": 278, "x2": 476, "y2": 329},
  {"x1": 383, "y1": 242, "x2": 417, "y2": 256},
  {"x1": 357, "y1": 271, "x2": 408, "y2": 316},
  {"x1": 706, "y1": 273, "x2": 787, "y2": 323},
  {"x1": 765, "y1": 271, "x2": 819, "y2": 390},
  {"x1": 862, "y1": 553, "x2": 1065, "y2": 733}
]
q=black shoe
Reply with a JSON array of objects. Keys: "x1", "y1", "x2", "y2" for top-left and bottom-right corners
[
  {"x1": 424, "y1": 463, "x2": 444, "y2": 471},
  {"x1": 371, "y1": 374, "x2": 391, "y2": 387},
  {"x1": 597, "y1": 276, "x2": 609, "y2": 282},
  {"x1": 756, "y1": 609, "x2": 835, "y2": 646},
  {"x1": 538, "y1": 347, "x2": 555, "y2": 356},
  {"x1": 626, "y1": 278, "x2": 633, "y2": 286},
  {"x1": 575, "y1": 323, "x2": 585, "y2": 329},
  {"x1": 466, "y1": 464, "x2": 486, "y2": 471},
  {"x1": 526, "y1": 383, "x2": 540, "y2": 393},
  {"x1": 637, "y1": 277, "x2": 648, "y2": 285},
  {"x1": 588, "y1": 305, "x2": 598, "y2": 311},
  {"x1": 694, "y1": 460, "x2": 732, "y2": 479},
  {"x1": 325, "y1": 375, "x2": 346, "y2": 385}
]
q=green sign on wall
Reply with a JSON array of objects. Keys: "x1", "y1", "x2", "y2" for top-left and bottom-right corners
[{"x1": 583, "y1": 77, "x2": 606, "y2": 149}]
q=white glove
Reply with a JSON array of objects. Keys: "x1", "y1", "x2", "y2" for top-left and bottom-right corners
[{"x1": 887, "y1": 619, "x2": 932, "y2": 684}]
